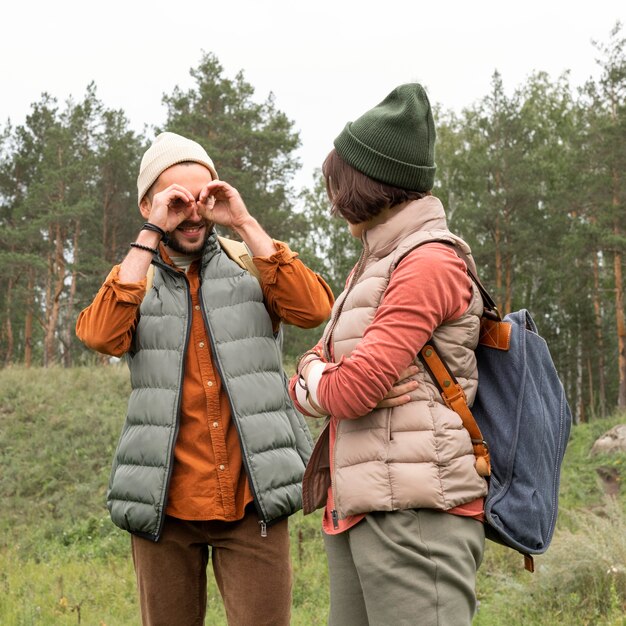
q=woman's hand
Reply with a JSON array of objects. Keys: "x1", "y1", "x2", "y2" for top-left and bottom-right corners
[{"x1": 375, "y1": 366, "x2": 419, "y2": 409}]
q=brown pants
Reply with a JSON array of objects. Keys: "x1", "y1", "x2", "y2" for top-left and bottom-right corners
[{"x1": 131, "y1": 509, "x2": 292, "y2": 626}]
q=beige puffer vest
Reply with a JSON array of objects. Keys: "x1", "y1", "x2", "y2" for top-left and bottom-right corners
[{"x1": 302, "y1": 196, "x2": 488, "y2": 518}]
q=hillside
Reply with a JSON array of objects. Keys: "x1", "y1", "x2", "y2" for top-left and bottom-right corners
[{"x1": 1, "y1": 366, "x2": 625, "y2": 625}]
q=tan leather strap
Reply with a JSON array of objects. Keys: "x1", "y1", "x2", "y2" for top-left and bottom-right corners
[
  {"x1": 419, "y1": 342, "x2": 491, "y2": 477},
  {"x1": 217, "y1": 236, "x2": 261, "y2": 281},
  {"x1": 480, "y1": 317, "x2": 512, "y2": 351},
  {"x1": 146, "y1": 264, "x2": 155, "y2": 292}
]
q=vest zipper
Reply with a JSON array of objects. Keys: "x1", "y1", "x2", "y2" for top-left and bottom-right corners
[
  {"x1": 323, "y1": 236, "x2": 370, "y2": 361},
  {"x1": 151, "y1": 261, "x2": 193, "y2": 542},
  {"x1": 197, "y1": 273, "x2": 269, "y2": 537},
  {"x1": 323, "y1": 236, "x2": 370, "y2": 517}
]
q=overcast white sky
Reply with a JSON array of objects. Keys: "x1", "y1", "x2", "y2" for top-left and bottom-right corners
[{"x1": 2, "y1": 0, "x2": 625, "y2": 189}]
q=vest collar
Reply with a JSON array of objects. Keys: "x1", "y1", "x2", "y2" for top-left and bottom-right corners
[
  {"x1": 363, "y1": 195, "x2": 448, "y2": 259},
  {"x1": 200, "y1": 228, "x2": 220, "y2": 270}
]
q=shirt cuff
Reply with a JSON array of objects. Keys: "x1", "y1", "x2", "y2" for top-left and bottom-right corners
[
  {"x1": 304, "y1": 360, "x2": 327, "y2": 409},
  {"x1": 104, "y1": 265, "x2": 147, "y2": 305},
  {"x1": 252, "y1": 241, "x2": 298, "y2": 285}
]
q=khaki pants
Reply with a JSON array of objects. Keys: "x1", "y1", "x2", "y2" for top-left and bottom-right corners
[
  {"x1": 323, "y1": 509, "x2": 485, "y2": 626},
  {"x1": 131, "y1": 508, "x2": 292, "y2": 626}
]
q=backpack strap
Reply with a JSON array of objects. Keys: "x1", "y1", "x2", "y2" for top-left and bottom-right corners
[
  {"x1": 419, "y1": 342, "x2": 491, "y2": 477},
  {"x1": 217, "y1": 235, "x2": 261, "y2": 281},
  {"x1": 420, "y1": 341, "x2": 538, "y2": 572},
  {"x1": 437, "y1": 242, "x2": 511, "y2": 350},
  {"x1": 146, "y1": 264, "x2": 155, "y2": 292},
  {"x1": 441, "y1": 244, "x2": 501, "y2": 322},
  {"x1": 144, "y1": 236, "x2": 260, "y2": 294},
  {"x1": 415, "y1": 242, "x2": 497, "y2": 477}
]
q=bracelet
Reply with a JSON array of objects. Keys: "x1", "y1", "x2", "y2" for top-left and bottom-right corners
[
  {"x1": 141, "y1": 222, "x2": 170, "y2": 245},
  {"x1": 296, "y1": 374, "x2": 308, "y2": 392},
  {"x1": 296, "y1": 348, "x2": 324, "y2": 377},
  {"x1": 295, "y1": 349, "x2": 325, "y2": 391},
  {"x1": 130, "y1": 242, "x2": 158, "y2": 254}
]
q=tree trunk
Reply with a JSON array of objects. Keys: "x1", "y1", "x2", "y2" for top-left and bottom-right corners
[
  {"x1": 503, "y1": 200, "x2": 512, "y2": 315},
  {"x1": 576, "y1": 318, "x2": 585, "y2": 423},
  {"x1": 4, "y1": 278, "x2": 14, "y2": 366},
  {"x1": 44, "y1": 222, "x2": 66, "y2": 367},
  {"x1": 613, "y1": 155, "x2": 626, "y2": 408},
  {"x1": 24, "y1": 269, "x2": 34, "y2": 368},
  {"x1": 592, "y1": 251, "x2": 607, "y2": 416},
  {"x1": 494, "y1": 212, "x2": 503, "y2": 312},
  {"x1": 64, "y1": 221, "x2": 81, "y2": 368},
  {"x1": 102, "y1": 184, "x2": 115, "y2": 264},
  {"x1": 609, "y1": 92, "x2": 625, "y2": 408},
  {"x1": 504, "y1": 252, "x2": 512, "y2": 315},
  {"x1": 103, "y1": 194, "x2": 110, "y2": 263},
  {"x1": 614, "y1": 245, "x2": 626, "y2": 409},
  {"x1": 587, "y1": 357, "x2": 595, "y2": 423}
]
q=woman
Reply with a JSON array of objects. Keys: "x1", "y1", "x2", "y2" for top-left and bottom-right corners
[{"x1": 290, "y1": 84, "x2": 488, "y2": 626}]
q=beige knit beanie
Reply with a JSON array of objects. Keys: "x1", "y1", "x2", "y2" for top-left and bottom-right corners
[{"x1": 137, "y1": 132, "x2": 219, "y2": 204}]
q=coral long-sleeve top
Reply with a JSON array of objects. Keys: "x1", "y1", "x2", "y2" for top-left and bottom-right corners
[{"x1": 290, "y1": 244, "x2": 484, "y2": 534}]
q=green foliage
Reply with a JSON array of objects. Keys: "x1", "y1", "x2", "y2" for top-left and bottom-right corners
[
  {"x1": 434, "y1": 28, "x2": 626, "y2": 418},
  {"x1": 295, "y1": 170, "x2": 360, "y2": 298},
  {"x1": 1, "y1": 31, "x2": 626, "y2": 414},
  {"x1": 281, "y1": 169, "x2": 360, "y2": 360},
  {"x1": 0, "y1": 85, "x2": 145, "y2": 368}
]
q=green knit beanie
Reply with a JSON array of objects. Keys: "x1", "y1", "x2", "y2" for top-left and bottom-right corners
[{"x1": 333, "y1": 83, "x2": 436, "y2": 191}]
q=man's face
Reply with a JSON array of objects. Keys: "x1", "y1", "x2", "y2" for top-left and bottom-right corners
[{"x1": 146, "y1": 163, "x2": 214, "y2": 255}]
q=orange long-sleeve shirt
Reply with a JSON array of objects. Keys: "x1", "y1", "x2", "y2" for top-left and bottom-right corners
[{"x1": 76, "y1": 241, "x2": 333, "y2": 522}]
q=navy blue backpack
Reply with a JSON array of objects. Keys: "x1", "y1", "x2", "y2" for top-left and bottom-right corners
[{"x1": 420, "y1": 253, "x2": 572, "y2": 572}]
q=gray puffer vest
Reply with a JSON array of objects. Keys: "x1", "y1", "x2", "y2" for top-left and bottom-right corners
[{"x1": 107, "y1": 231, "x2": 313, "y2": 541}]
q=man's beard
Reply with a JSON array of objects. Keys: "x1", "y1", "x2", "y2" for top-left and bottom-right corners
[{"x1": 166, "y1": 223, "x2": 212, "y2": 255}]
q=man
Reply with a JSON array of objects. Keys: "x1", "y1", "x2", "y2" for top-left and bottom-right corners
[{"x1": 76, "y1": 132, "x2": 333, "y2": 626}]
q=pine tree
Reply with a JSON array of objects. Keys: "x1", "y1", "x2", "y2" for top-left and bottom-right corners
[{"x1": 160, "y1": 52, "x2": 302, "y2": 242}]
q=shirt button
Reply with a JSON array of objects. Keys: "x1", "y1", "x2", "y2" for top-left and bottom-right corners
[
  {"x1": 213, "y1": 421, "x2": 219, "y2": 428},
  {"x1": 207, "y1": 380, "x2": 214, "y2": 387},
  {"x1": 194, "y1": 305, "x2": 200, "y2": 310},
  {"x1": 219, "y1": 464, "x2": 225, "y2": 471},
  {"x1": 199, "y1": 341, "x2": 205, "y2": 348}
]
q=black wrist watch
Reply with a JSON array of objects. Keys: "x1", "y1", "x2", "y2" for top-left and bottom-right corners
[{"x1": 141, "y1": 222, "x2": 170, "y2": 245}]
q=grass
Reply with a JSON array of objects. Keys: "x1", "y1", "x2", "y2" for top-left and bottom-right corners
[
  {"x1": 1, "y1": 365, "x2": 625, "y2": 625},
  {"x1": 0, "y1": 365, "x2": 328, "y2": 625}
]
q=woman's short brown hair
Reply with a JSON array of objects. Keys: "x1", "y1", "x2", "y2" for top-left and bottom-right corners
[{"x1": 322, "y1": 149, "x2": 430, "y2": 224}]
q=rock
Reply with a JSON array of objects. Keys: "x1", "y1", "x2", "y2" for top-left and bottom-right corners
[
  {"x1": 595, "y1": 466, "x2": 620, "y2": 497},
  {"x1": 590, "y1": 424, "x2": 626, "y2": 456}
]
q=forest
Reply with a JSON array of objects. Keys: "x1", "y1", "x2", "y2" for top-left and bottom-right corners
[{"x1": 0, "y1": 24, "x2": 624, "y2": 423}]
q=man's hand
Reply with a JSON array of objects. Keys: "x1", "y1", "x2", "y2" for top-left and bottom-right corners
[
  {"x1": 198, "y1": 181, "x2": 252, "y2": 230},
  {"x1": 375, "y1": 366, "x2": 419, "y2": 409},
  {"x1": 148, "y1": 184, "x2": 197, "y2": 232},
  {"x1": 198, "y1": 180, "x2": 277, "y2": 257}
]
